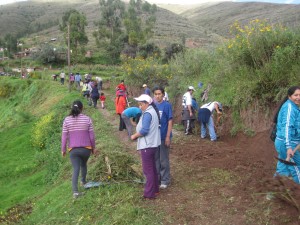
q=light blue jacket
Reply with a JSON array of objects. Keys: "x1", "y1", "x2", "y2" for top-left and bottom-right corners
[{"x1": 276, "y1": 99, "x2": 300, "y2": 149}]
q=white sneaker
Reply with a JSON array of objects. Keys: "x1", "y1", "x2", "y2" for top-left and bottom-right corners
[
  {"x1": 73, "y1": 192, "x2": 85, "y2": 199},
  {"x1": 160, "y1": 184, "x2": 168, "y2": 189}
]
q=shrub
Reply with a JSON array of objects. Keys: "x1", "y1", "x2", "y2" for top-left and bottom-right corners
[
  {"x1": 31, "y1": 112, "x2": 55, "y2": 150},
  {"x1": 121, "y1": 55, "x2": 171, "y2": 87}
]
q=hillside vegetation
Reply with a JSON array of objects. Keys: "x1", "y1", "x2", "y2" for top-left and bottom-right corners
[
  {"x1": 0, "y1": 76, "x2": 160, "y2": 224},
  {"x1": 0, "y1": 0, "x2": 219, "y2": 50},
  {"x1": 181, "y1": 2, "x2": 300, "y2": 38}
]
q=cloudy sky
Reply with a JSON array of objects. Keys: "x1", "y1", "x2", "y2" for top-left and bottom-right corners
[{"x1": 0, "y1": 0, "x2": 300, "y2": 5}]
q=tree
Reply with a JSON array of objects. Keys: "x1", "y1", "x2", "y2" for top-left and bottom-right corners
[
  {"x1": 32, "y1": 44, "x2": 66, "y2": 64},
  {"x1": 94, "y1": 0, "x2": 126, "y2": 63},
  {"x1": 94, "y1": 0, "x2": 157, "y2": 62},
  {"x1": 122, "y1": 0, "x2": 156, "y2": 57},
  {"x1": 60, "y1": 9, "x2": 88, "y2": 61},
  {"x1": 3, "y1": 34, "x2": 18, "y2": 57},
  {"x1": 163, "y1": 43, "x2": 185, "y2": 63}
]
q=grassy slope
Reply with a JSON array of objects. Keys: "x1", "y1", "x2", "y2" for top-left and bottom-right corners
[
  {"x1": 0, "y1": 76, "x2": 160, "y2": 224},
  {"x1": 181, "y1": 2, "x2": 300, "y2": 37},
  {"x1": 0, "y1": 122, "x2": 47, "y2": 211},
  {"x1": 0, "y1": 0, "x2": 219, "y2": 50}
]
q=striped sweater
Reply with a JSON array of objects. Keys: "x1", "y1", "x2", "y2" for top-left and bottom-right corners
[{"x1": 61, "y1": 114, "x2": 95, "y2": 153}]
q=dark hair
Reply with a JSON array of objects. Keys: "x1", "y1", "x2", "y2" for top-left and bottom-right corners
[
  {"x1": 152, "y1": 86, "x2": 165, "y2": 95},
  {"x1": 101, "y1": 92, "x2": 105, "y2": 96},
  {"x1": 69, "y1": 100, "x2": 83, "y2": 117},
  {"x1": 273, "y1": 86, "x2": 300, "y2": 123},
  {"x1": 150, "y1": 102, "x2": 161, "y2": 125}
]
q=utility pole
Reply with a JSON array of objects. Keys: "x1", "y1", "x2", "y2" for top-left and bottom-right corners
[
  {"x1": 67, "y1": 24, "x2": 71, "y2": 74},
  {"x1": 67, "y1": 24, "x2": 71, "y2": 92}
]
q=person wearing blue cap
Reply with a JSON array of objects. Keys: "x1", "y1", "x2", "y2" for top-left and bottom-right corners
[{"x1": 198, "y1": 101, "x2": 222, "y2": 141}]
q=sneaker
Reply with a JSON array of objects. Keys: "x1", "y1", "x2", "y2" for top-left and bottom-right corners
[
  {"x1": 73, "y1": 192, "x2": 85, "y2": 199},
  {"x1": 160, "y1": 184, "x2": 168, "y2": 189},
  {"x1": 201, "y1": 136, "x2": 206, "y2": 139},
  {"x1": 266, "y1": 192, "x2": 274, "y2": 200}
]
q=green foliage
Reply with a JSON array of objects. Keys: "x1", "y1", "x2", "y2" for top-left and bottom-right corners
[
  {"x1": 163, "y1": 43, "x2": 185, "y2": 63},
  {"x1": 31, "y1": 113, "x2": 55, "y2": 150},
  {"x1": 31, "y1": 43, "x2": 66, "y2": 65},
  {"x1": 121, "y1": 55, "x2": 171, "y2": 87},
  {"x1": 223, "y1": 20, "x2": 300, "y2": 102},
  {"x1": 60, "y1": 9, "x2": 88, "y2": 61}
]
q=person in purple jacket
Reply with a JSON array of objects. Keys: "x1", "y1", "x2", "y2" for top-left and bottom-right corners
[{"x1": 61, "y1": 100, "x2": 96, "y2": 198}]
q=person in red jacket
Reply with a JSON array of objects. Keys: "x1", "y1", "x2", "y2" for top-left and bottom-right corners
[
  {"x1": 115, "y1": 90, "x2": 127, "y2": 131},
  {"x1": 116, "y1": 80, "x2": 127, "y2": 94},
  {"x1": 99, "y1": 92, "x2": 106, "y2": 109}
]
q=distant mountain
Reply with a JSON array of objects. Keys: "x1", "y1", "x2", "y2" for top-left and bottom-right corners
[
  {"x1": 181, "y1": 2, "x2": 300, "y2": 37},
  {"x1": 0, "y1": 0, "x2": 221, "y2": 49},
  {"x1": 235, "y1": 0, "x2": 300, "y2": 3}
]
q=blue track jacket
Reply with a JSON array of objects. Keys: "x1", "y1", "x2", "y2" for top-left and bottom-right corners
[{"x1": 276, "y1": 99, "x2": 300, "y2": 149}]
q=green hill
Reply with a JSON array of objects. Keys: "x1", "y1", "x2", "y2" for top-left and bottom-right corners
[
  {"x1": 0, "y1": 0, "x2": 220, "y2": 50},
  {"x1": 180, "y1": 2, "x2": 300, "y2": 37}
]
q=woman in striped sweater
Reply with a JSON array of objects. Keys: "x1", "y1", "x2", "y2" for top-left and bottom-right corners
[{"x1": 61, "y1": 100, "x2": 96, "y2": 198}]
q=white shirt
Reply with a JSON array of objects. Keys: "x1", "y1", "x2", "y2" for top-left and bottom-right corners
[
  {"x1": 182, "y1": 91, "x2": 192, "y2": 107},
  {"x1": 201, "y1": 101, "x2": 218, "y2": 112},
  {"x1": 163, "y1": 91, "x2": 169, "y2": 101}
]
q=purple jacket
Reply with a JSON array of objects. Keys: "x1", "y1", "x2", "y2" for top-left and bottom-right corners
[{"x1": 61, "y1": 114, "x2": 95, "y2": 153}]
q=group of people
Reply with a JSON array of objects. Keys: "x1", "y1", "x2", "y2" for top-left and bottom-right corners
[
  {"x1": 61, "y1": 78, "x2": 173, "y2": 199},
  {"x1": 60, "y1": 78, "x2": 300, "y2": 199},
  {"x1": 80, "y1": 76, "x2": 105, "y2": 109},
  {"x1": 181, "y1": 86, "x2": 223, "y2": 141}
]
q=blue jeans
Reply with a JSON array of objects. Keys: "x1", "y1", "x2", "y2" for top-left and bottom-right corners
[
  {"x1": 200, "y1": 116, "x2": 217, "y2": 141},
  {"x1": 155, "y1": 142, "x2": 170, "y2": 185},
  {"x1": 275, "y1": 139, "x2": 300, "y2": 183}
]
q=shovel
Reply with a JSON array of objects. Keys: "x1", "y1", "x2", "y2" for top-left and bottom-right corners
[{"x1": 275, "y1": 144, "x2": 300, "y2": 166}]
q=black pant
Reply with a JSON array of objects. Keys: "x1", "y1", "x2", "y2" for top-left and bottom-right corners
[
  {"x1": 92, "y1": 96, "x2": 98, "y2": 108},
  {"x1": 70, "y1": 148, "x2": 91, "y2": 193},
  {"x1": 118, "y1": 114, "x2": 126, "y2": 131}
]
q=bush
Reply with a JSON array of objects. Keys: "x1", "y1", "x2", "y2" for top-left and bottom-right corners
[{"x1": 121, "y1": 55, "x2": 171, "y2": 87}]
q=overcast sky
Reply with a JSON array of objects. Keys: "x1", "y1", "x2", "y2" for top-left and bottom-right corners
[{"x1": 1, "y1": 0, "x2": 300, "y2": 5}]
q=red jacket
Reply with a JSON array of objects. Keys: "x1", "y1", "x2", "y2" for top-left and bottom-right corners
[
  {"x1": 115, "y1": 96, "x2": 126, "y2": 114},
  {"x1": 100, "y1": 95, "x2": 106, "y2": 101}
]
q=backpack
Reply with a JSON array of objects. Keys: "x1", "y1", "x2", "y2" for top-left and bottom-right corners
[{"x1": 270, "y1": 123, "x2": 277, "y2": 142}]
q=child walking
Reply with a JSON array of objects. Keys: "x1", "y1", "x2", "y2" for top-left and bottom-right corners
[{"x1": 100, "y1": 92, "x2": 106, "y2": 109}]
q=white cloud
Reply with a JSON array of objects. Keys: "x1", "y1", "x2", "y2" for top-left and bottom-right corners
[
  {"x1": 146, "y1": 0, "x2": 232, "y2": 5},
  {"x1": 0, "y1": 0, "x2": 27, "y2": 5}
]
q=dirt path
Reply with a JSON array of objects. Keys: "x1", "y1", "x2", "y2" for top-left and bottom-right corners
[{"x1": 98, "y1": 90, "x2": 300, "y2": 225}]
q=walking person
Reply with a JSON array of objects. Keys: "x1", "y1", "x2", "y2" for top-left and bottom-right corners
[
  {"x1": 182, "y1": 86, "x2": 196, "y2": 135},
  {"x1": 198, "y1": 101, "x2": 222, "y2": 141},
  {"x1": 143, "y1": 84, "x2": 151, "y2": 96},
  {"x1": 116, "y1": 80, "x2": 127, "y2": 95},
  {"x1": 273, "y1": 86, "x2": 300, "y2": 183},
  {"x1": 69, "y1": 73, "x2": 75, "y2": 86},
  {"x1": 61, "y1": 100, "x2": 96, "y2": 198},
  {"x1": 153, "y1": 86, "x2": 173, "y2": 189},
  {"x1": 131, "y1": 94, "x2": 161, "y2": 199},
  {"x1": 90, "y1": 81, "x2": 99, "y2": 108},
  {"x1": 121, "y1": 107, "x2": 142, "y2": 139},
  {"x1": 99, "y1": 92, "x2": 106, "y2": 109},
  {"x1": 75, "y1": 72, "x2": 82, "y2": 90},
  {"x1": 60, "y1": 71, "x2": 65, "y2": 85},
  {"x1": 96, "y1": 77, "x2": 103, "y2": 94}
]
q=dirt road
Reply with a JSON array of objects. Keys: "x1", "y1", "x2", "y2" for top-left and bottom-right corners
[{"x1": 100, "y1": 90, "x2": 300, "y2": 225}]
